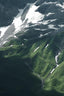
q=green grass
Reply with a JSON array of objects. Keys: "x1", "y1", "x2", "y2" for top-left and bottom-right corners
[
  {"x1": 44, "y1": 61, "x2": 64, "y2": 93},
  {"x1": 0, "y1": 31, "x2": 64, "y2": 95}
]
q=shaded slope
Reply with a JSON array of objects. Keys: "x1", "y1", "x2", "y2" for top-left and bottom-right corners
[
  {"x1": 0, "y1": 27, "x2": 64, "y2": 95},
  {"x1": 0, "y1": 53, "x2": 41, "y2": 96}
]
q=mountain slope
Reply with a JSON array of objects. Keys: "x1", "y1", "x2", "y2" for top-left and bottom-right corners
[{"x1": 0, "y1": 0, "x2": 64, "y2": 96}]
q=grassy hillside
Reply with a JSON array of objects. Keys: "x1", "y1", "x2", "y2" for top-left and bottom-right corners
[
  {"x1": 0, "y1": 30, "x2": 64, "y2": 95},
  {"x1": 44, "y1": 62, "x2": 64, "y2": 93}
]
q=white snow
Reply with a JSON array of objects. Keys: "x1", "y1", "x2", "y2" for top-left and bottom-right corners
[
  {"x1": 56, "y1": 64, "x2": 59, "y2": 68},
  {"x1": 0, "y1": 26, "x2": 10, "y2": 38},
  {"x1": 13, "y1": 16, "x2": 22, "y2": 29},
  {"x1": 12, "y1": 4, "x2": 45, "y2": 34},
  {"x1": 55, "y1": 52, "x2": 60, "y2": 69},
  {"x1": 46, "y1": 12, "x2": 55, "y2": 17},
  {"x1": 0, "y1": 2, "x2": 59, "y2": 47},
  {"x1": 25, "y1": 4, "x2": 44, "y2": 24},
  {"x1": 51, "y1": 52, "x2": 61, "y2": 74},
  {"x1": 10, "y1": 45, "x2": 13, "y2": 47},
  {"x1": 42, "y1": 19, "x2": 56, "y2": 25},
  {"x1": 50, "y1": 52, "x2": 61, "y2": 74},
  {"x1": 35, "y1": 28, "x2": 47, "y2": 31},
  {"x1": 39, "y1": 32, "x2": 51, "y2": 38},
  {"x1": 44, "y1": 32, "x2": 51, "y2": 36},
  {"x1": 50, "y1": 19, "x2": 56, "y2": 22},
  {"x1": 34, "y1": 47, "x2": 39, "y2": 52},
  {"x1": 39, "y1": 34, "x2": 44, "y2": 38},
  {"x1": 50, "y1": 68, "x2": 55, "y2": 74},
  {"x1": 12, "y1": 9, "x2": 23, "y2": 33},
  {"x1": 42, "y1": 20, "x2": 49, "y2": 25},
  {"x1": 56, "y1": 3, "x2": 64, "y2": 9},
  {"x1": 48, "y1": 24, "x2": 58, "y2": 30},
  {"x1": 14, "y1": 35, "x2": 18, "y2": 39},
  {"x1": 55, "y1": 52, "x2": 60, "y2": 64},
  {"x1": 58, "y1": 25, "x2": 64, "y2": 28},
  {"x1": 45, "y1": 44, "x2": 49, "y2": 48},
  {"x1": 0, "y1": 9, "x2": 23, "y2": 41},
  {"x1": 43, "y1": 1, "x2": 57, "y2": 5}
]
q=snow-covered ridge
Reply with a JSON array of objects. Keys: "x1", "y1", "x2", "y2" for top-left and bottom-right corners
[
  {"x1": 0, "y1": 3, "x2": 44, "y2": 47},
  {"x1": 0, "y1": 0, "x2": 64, "y2": 47}
]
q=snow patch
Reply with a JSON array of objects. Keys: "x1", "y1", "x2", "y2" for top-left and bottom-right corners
[
  {"x1": 44, "y1": 32, "x2": 51, "y2": 36},
  {"x1": 48, "y1": 24, "x2": 58, "y2": 30},
  {"x1": 25, "y1": 4, "x2": 44, "y2": 24},
  {"x1": 8, "y1": 44, "x2": 14, "y2": 47},
  {"x1": 58, "y1": 25, "x2": 64, "y2": 28},
  {"x1": 39, "y1": 32, "x2": 51, "y2": 38},
  {"x1": 50, "y1": 68, "x2": 55, "y2": 74},
  {"x1": 56, "y1": 64, "x2": 59, "y2": 68},
  {"x1": 0, "y1": 26, "x2": 10, "y2": 38},
  {"x1": 56, "y1": 3, "x2": 64, "y2": 9},
  {"x1": 39, "y1": 34, "x2": 44, "y2": 37},
  {"x1": 42, "y1": 19, "x2": 56, "y2": 25},
  {"x1": 50, "y1": 19, "x2": 56, "y2": 22},
  {"x1": 13, "y1": 16, "x2": 22, "y2": 29},
  {"x1": 50, "y1": 52, "x2": 61, "y2": 74},
  {"x1": 42, "y1": 20, "x2": 49, "y2": 25},
  {"x1": 35, "y1": 28, "x2": 47, "y2": 31},
  {"x1": 14, "y1": 35, "x2": 18, "y2": 39},
  {"x1": 34, "y1": 47, "x2": 39, "y2": 52},
  {"x1": 55, "y1": 52, "x2": 60, "y2": 64},
  {"x1": 45, "y1": 44, "x2": 49, "y2": 48},
  {"x1": 43, "y1": 1, "x2": 57, "y2": 5},
  {"x1": 46, "y1": 12, "x2": 55, "y2": 17}
]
